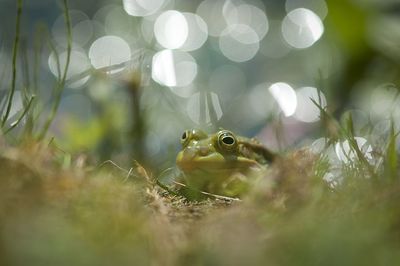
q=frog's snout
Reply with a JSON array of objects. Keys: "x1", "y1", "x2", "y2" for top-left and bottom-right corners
[
  {"x1": 198, "y1": 146, "x2": 210, "y2": 156},
  {"x1": 183, "y1": 145, "x2": 211, "y2": 159}
]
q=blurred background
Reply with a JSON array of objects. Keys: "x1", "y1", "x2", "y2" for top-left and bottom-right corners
[{"x1": 0, "y1": 0, "x2": 399, "y2": 171}]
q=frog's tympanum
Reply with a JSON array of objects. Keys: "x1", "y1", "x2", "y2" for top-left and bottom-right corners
[{"x1": 176, "y1": 129, "x2": 275, "y2": 197}]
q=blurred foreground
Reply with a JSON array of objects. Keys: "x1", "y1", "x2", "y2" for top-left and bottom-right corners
[
  {"x1": 1, "y1": 140, "x2": 400, "y2": 266},
  {"x1": 1, "y1": 0, "x2": 400, "y2": 169}
]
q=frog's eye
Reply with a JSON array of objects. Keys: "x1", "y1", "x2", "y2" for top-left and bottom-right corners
[
  {"x1": 217, "y1": 131, "x2": 237, "y2": 152},
  {"x1": 181, "y1": 130, "x2": 190, "y2": 146}
]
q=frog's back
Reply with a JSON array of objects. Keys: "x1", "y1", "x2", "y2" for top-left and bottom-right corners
[{"x1": 237, "y1": 136, "x2": 275, "y2": 165}]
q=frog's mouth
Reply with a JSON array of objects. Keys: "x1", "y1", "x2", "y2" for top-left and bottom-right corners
[{"x1": 176, "y1": 151, "x2": 258, "y2": 173}]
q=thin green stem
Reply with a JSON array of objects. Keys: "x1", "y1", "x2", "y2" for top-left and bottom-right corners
[
  {"x1": 0, "y1": 42, "x2": 7, "y2": 102},
  {"x1": 38, "y1": 0, "x2": 71, "y2": 140},
  {"x1": 2, "y1": 0, "x2": 23, "y2": 127},
  {"x1": 48, "y1": 38, "x2": 62, "y2": 83},
  {"x1": 4, "y1": 95, "x2": 35, "y2": 135}
]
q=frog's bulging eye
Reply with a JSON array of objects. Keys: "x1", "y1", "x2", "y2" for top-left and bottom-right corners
[
  {"x1": 222, "y1": 136, "x2": 235, "y2": 145},
  {"x1": 217, "y1": 130, "x2": 237, "y2": 152},
  {"x1": 181, "y1": 130, "x2": 190, "y2": 146},
  {"x1": 181, "y1": 131, "x2": 187, "y2": 141}
]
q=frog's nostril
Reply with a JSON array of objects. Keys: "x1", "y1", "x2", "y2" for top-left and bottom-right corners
[{"x1": 199, "y1": 147, "x2": 209, "y2": 156}]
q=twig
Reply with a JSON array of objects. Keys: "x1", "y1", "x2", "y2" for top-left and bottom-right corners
[
  {"x1": 65, "y1": 48, "x2": 147, "y2": 85},
  {"x1": 98, "y1": 160, "x2": 141, "y2": 180},
  {"x1": 124, "y1": 167, "x2": 134, "y2": 182},
  {"x1": 155, "y1": 179, "x2": 180, "y2": 197}
]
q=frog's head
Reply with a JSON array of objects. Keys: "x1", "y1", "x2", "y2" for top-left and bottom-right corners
[{"x1": 176, "y1": 129, "x2": 258, "y2": 174}]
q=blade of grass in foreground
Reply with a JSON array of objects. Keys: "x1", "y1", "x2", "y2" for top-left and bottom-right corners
[
  {"x1": 4, "y1": 95, "x2": 36, "y2": 135},
  {"x1": 311, "y1": 96, "x2": 387, "y2": 180},
  {"x1": 343, "y1": 113, "x2": 378, "y2": 179},
  {"x1": 384, "y1": 124, "x2": 399, "y2": 181},
  {"x1": 1, "y1": 0, "x2": 22, "y2": 128}
]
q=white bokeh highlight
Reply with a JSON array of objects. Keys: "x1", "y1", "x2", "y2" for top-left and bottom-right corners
[
  {"x1": 180, "y1": 13, "x2": 208, "y2": 52},
  {"x1": 268, "y1": 82, "x2": 297, "y2": 117},
  {"x1": 370, "y1": 86, "x2": 400, "y2": 120},
  {"x1": 0, "y1": 91, "x2": 23, "y2": 120},
  {"x1": 282, "y1": 8, "x2": 324, "y2": 49},
  {"x1": 224, "y1": 4, "x2": 269, "y2": 41},
  {"x1": 154, "y1": 10, "x2": 188, "y2": 49},
  {"x1": 249, "y1": 83, "x2": 275, "y2": 119},
  {"x1": 152, "y1": 50, "x2": 198, "y2": 87},
  {"x1": 52, "y1": 10, "x2": 94, "y2": 48},
  {"x1": 88, "y1": 35, "x2": 131, "y2": 74},
  {"x1": 285, "y1": 0, "x2": 328, "y2": 20},
  {"x1": 196, "y1": 0, "x2": 229, "y2": 37},
  {"x1": 48, "y1": 50, "x2": 91, "y2": 88},
  {"x1": 335, "y1": 137, "x2": 373, "y2": 164},
  {"x1": 219, "y1": 24, "x2": 260, "y2": 62},
  {"x1": 123, "y1": 0, "x2": 165, "y2": 17},
  {"x1": 294, "y1": 86, "x2": 327, "y2": 123}
]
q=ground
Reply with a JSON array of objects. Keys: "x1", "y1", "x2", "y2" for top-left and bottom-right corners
[{"x1": 0, "y1": 143, "x2": 400, "y2": 266}]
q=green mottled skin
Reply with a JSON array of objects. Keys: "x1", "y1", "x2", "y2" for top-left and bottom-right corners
[{"x1": 176, "y1": 129, "x2": 274, "y2": 196}]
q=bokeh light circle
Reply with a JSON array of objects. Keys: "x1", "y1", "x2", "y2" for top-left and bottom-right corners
[
  {"x1": 285, "y1": 0, "x2": 328, "y2": 20},
  {"x1": 180, "y1": 13, "x2": 208, "y2": 52},
  {"x1": 294, "y1": 86, "x2": 327, "y2": 123},
  {"x1": 224, "y1": 4, "x2": 269, "y2": 40},
  {"x1": 196, "y1": 0, "x2": 229, "y2": 37},
  {"x1": 249, "y1": 83, "x2": 275, "y2": 118},
  {"x1": 123, "y1": 0, "x2": 165, "y2": 17},
  {"x1": 370, "y1": 85, "x2": 400, "y2": 120},
  {"x1": 340, "y1": 109, "x2": 369, "y2": 134},
  {"x1": 268, "y1": 82, "x2": 297, "y2": 117},
  {"x1": 219, "y1": 24, "x2": 260, "y2": 62},
  {"x1": 152, "y1": 49, "x2": 198, "y2": 87},
  {"x1": 48, "y1": 50, "x2": 91, "y2": 89},
  {"x1": 282, "y1": 8, "x2": 324, "y2": 49},
  {"x1": 0, "y1": 91, "x2": 22, "y2": 120},
  {"x1": 154, "y1": 10, "x2": 188, "y2": 49},
  {"x1": 310, "y1": 137, "x2": 328, "y2": 154},
  {"x1": 335, "y1": 137, "x2": 373, "y2": 164},
  {"x1": 88, "y1": 35, "x2": 131, "y2": 74},
  {"x1": 169, "y1": 84, "x2": 197, "y2": 98},
  {"x1": 105, "y1": 6, "x2": 135, "y2": 37},
  {"x1": 52, "y1": 10, "x2": 93, "y2": 48}
]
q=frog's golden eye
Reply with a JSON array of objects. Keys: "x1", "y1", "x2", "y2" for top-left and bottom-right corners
[
  {"x1": 181, "y1": 130, "x2": 190, "y2": 146},
  {"x1": 217, "y1": 130, "x2": 237, "y2": 152}
]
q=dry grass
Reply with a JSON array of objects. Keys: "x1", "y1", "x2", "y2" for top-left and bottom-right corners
[{"x1": 1, "y1": 142, "x2": 399, "y2": 266}]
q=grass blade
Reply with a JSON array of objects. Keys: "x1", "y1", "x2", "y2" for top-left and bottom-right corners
[
  {"x1": 4, "y1": 95, "x2": 36, "y2": 135},
  {"x1": 1, "y1": 0, "x2": 23, "y2": 128},
  {"x1": 384, "y1": 124, "x2": 399, "y2": 181}
]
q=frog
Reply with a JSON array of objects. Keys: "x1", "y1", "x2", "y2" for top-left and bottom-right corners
[{"x1": 176, "y1": 129, "x2": 275, "y2": 197}]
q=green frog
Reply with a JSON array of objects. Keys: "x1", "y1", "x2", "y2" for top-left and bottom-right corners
[{"x1": 176, "y1": 129, "x2": 275, "y2": 197}]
